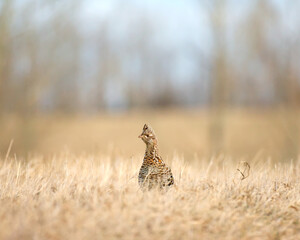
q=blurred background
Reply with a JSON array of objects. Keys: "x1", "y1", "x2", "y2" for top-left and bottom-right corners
[{"x1": 0, "y1": 0, "x2": 299, "y2": 161}]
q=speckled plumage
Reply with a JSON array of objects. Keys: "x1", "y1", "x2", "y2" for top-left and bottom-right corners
[{"x1": 138, "y1": 124, "x2": 174, "y2": 190}]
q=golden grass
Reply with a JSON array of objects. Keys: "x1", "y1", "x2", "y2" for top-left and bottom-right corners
[
  {"x1": 0, "y1": 110, "x2": 299, "y2": 239},
  {"x1": 0, "y1": 109, "x2": 299, "y2": 160},
  {"x1": 0, "y1": 154, "x2": 300, "y2": 240}
]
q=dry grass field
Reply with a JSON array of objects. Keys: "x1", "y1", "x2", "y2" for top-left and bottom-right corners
[
  {"x1": 0, "y1": 110, "x2": 299, "y2": 239},
  {"x1": 1, "y1": 154, "x2": 300, "y2": 240}
]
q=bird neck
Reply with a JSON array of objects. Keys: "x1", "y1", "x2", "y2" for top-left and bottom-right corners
[{"x1": 145, "y1": 144, "x2": 159, "y2": 158}]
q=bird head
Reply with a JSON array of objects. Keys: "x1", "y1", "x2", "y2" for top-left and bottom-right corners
[{"x1": 138, "y1": 124, "x2": 157, "y2": 146}]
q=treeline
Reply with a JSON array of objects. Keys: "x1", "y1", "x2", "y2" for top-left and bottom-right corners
[{"x1": 0, "y1": 0, "x2": 300, "y2": 114}]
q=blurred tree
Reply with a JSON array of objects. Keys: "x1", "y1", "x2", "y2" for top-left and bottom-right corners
[
  {"x1": 238, "y1": 0, "x2": 300, "y2": 159},
  {"x1": 205, "y1": 0, "x2": 230, "y2": 155},
  {"x1": 94, "y1": 23, "x2": 110, "y2": 111},
  {"x1": 0, "y1": 0, "x2": 299, "y2": 115},
  {"x1": 0, "y1": 0, "x2": 13, "y2": 114},
  {"x1": 48, "y1": 1, "x2": 82, "y2": 113}
]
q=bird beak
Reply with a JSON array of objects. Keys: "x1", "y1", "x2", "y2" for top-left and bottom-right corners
[{"x1": 138, "y1": 134, "x2": 143, "y2": 138}]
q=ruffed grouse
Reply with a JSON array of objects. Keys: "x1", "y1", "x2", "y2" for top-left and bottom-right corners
[{"x1": 138, "y1": 124, "x2": 174, "y2": 190}]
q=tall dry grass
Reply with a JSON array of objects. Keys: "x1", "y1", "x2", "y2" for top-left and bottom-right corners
[
  {"x1": 0, "y1": 153, "x2": 299, "y2": 240},
  {"x1": 0, "y1": 110, "x2": 299, "y2": 239}
]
